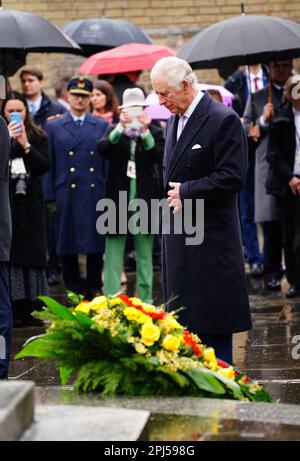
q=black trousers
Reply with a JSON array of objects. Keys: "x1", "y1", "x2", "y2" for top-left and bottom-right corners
[
  {"x1": 61, "y1": 253, "x2": 103, "y2": 294},
  {"x1": 199, "y1": 333, "x2": 233, "y2": 365},
  {"x1": 45, "y1": 207, "x2": 61, "y2": 276},
  {"x1": 278, "y1": 193, "x2": 300, "y2": 288},
  {"x1": 262, "y1": 221, "x2": 283, "y2": 277}
]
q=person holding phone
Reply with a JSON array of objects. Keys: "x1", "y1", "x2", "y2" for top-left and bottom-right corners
[
  {"x1": 1, "y1": 92, "x2": 50, "y2": 327},
  {"x1": 98, "y1": 88, "x2": 164, "y2": 303}
]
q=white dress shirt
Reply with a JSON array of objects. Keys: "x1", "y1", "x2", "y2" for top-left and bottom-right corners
[
  {"x1": 245, "y1": 68, "x2": 265, "y2": 93},
  {"x1": 70, "y1": 112, "x2": 86, "y2": 125},
  {"x1": 177, "y1": 90, "x2": 204, "y2": 141},
  {"x1": 293, "y1": 107, "x2": 300, "y2": 176},
  {"x1": 27, "y1": 94, "x2": 43, "y2": 116}
]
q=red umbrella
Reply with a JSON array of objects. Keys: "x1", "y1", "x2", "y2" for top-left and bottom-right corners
[{"x1": 78, "y1": 42, "x2": 175, "y2": 75}]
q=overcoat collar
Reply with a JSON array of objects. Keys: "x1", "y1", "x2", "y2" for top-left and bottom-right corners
[{"x1": 61, "y1": 111, "x2": 98, "y2": 148}]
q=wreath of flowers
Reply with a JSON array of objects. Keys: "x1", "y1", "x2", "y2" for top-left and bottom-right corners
[{"x1": 15, "y1": 293, "x2": 272, "y2": 402}]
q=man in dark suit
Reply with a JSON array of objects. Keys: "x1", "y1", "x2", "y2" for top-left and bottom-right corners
[
  {"x1": 44, "y1": 77, "x2": 108, "y2": 300},
  {"x1": 0, "y1": 113, "x2": 12, "y2": 379},
  {"x1": 151, "y1": 57, "x2": 252, "y2": 364},
  {"x1": 243, "y1": 61, "x2": 293, "y2": 291},
  {"x1": 225, "y1": 64, "x2": 269, "y2": 277}
]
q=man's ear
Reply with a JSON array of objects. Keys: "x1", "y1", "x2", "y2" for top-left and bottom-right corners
[{"x1": 181, "y1": 80, "x2": 190, "y2": 93}]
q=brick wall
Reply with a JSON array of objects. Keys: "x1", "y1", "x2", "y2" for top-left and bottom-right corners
[{"x1": 3, "y1": 0, "x2": 300, "y2": 94}]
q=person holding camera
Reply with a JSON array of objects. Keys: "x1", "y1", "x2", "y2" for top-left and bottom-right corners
[{"x1": 1, "y1": 92, "x2": 50, "y2": 327}]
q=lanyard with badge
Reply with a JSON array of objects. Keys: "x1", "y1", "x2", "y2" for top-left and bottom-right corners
[{"x1": 127, "y1": 139, "x2": 137, "y2": 179}]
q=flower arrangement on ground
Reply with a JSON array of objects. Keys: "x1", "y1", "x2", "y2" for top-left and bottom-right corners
[{"x1": 15, "y1": 293, "x2": 273, "y2": 402}]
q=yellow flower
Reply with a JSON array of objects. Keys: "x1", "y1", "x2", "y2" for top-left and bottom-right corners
[
  {"x1": 129, "y1": 297, "x2": 143, "y2": 306},
  {"x1": 75, "y1": 302, "x2": 92, "y2": 314},
  {"x1": 162, "y1": 334, "x2": 181, "y2": 353},
  {"x1": 135, "y1": 343, "x2": 148, "y2": 355},
  {"x1": 141, "y1": 303, "x2": 158, "y2": 313},
  {"x1": 208, "y1": 358, "x2": 218, "y2": 371},
  {"x1": 203, "y1": 347, "x2": 216, "y2": 363},
  {"x1": 160, "y1": 314, "x2": 184, "y2": 332},
  {"x1": 88, "y1": 296, "x2": 108, "y2": 313},
  {"x1": 218, "y1": 366, "x2": 235, "y2": 380},
  {"x1": 123, "y1": 307, "x2": 149, "y2": 324},
  {"x1": 90, "y1": 295, "x2": 107, "y2": 305},
  {"x1": 109, "y1": 297, "x2": 123, "y2": 307},
  {"x1": 140, "y1": 322, "x2": 160, "y2": 346}
]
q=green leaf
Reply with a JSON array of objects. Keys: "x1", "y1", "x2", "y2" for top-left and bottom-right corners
[
  {"x1": 185, "y1": 367, "x2": 226, "y2": 395},
  {"x1": 158, "y1": 366, "x2": 189, "y2": 388},
  {"x1": 75, "y1": 311, "x2": 94, "y2": 327},
  {"x1": 212, "y1": 372, "x2": 243, "y2": 399},
  {"x1": 38, "y1": 296, "x2": 77, "y2": 321},
  {"x1": 67, "y1": 291, "x2": 84, "y2": 306},
  {"x1": 15, "y1": 337, "x2": 56, "y2": 359},
  {"x1": 15, "y1": 332, "x2": 68, "y2": 360},
  {"x1": 59, "y1": 366, "x2": 73, "y2": 385}
]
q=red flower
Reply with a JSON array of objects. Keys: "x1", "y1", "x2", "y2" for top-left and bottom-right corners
[
  {"x1": 119, "y1": 294, "x2": 134, "y2": 306},
  {"x1": 217, "y1": 359, "x2": 230, "y2": 369},
  {"x1": 133, "y1": 304, "x2": 166, "y2": 320},
  {"x1": 183, "y1": 331, "x2": 202, "y2": 357},
  {"x1": 119, "y1": 294, "x2": 166, "y2": 320}
]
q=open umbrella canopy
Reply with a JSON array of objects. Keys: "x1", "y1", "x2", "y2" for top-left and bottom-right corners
[
  {"x1": 62, "y1": 18, "x2": 152, "y2": 57},
  {"x1": 0, "y1": 9, "x2": 81, "y2": 76},
  {"x1": 78, "y1": 43, "x2": 175, "y2": 75},
  {"x1": 0, "y1": 9, "x2": 80, "y2": 53},
  {"x1": 178, "y1": 14, "x2": 300, "y2": 69}
]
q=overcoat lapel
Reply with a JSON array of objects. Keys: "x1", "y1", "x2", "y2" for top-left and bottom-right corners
[
  {"x1": 165, "y1": 93, "x2": 211, "y2": 185},
  {"x1": 62, "y1": 112, "x2": 97, "y2": 149}
]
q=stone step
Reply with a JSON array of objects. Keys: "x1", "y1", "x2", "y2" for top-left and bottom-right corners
[
  {"x1": 0, "y1": 381, "x2": 34, "y2": 441},
  {"x1": 21, "y1": 405, "x2": 150, "y2": 441}
]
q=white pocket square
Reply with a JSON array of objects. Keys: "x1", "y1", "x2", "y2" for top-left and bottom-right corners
[{"x1": 192, "y1": 144, "x2": 202, "y2": 150}]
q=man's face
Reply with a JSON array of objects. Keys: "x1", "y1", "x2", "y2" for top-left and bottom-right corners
[
  {"x1": 68, "y1": 93, "x2": 90, "y2": 113},
  {"x1": 151, "y1": 75, "x2": 190, "y2": 115},
  {"x1": 269, "y1": 61, "x2": 293, "y2": 86},
  {"x1": 21, "y1": 73, "x2": 43, "y2": 98}
]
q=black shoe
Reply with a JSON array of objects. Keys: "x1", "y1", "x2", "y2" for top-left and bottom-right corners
[
  {"x1": 48, "y1": 273, "x2": 61, "y2": 285},
  {"x1": 249, "y1": 263, "x2": 263, "y2": 277},
  {"x1": 266, "y1": 276, "x2": 281, "y2": 291},
  {"x1": 286, "y1": 286, "x2": 300, "y2": 298}
]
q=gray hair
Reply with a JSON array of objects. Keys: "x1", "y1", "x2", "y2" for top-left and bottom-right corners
[{"x1": 151, "y1": 57, "x2": 198, "y2": 90}]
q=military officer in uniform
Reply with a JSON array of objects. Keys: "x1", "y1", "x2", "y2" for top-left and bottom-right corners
[{"x1": 44, "y1": 77, "x2": 108, "y2": 299}]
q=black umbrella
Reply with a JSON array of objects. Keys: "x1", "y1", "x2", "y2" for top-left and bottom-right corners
[
  {"x1": 62, "y1": 18, "x2": 152, "y2": 57},
  {"x1": 0, "y1": 7, "x2": 81, "y2": 76},
  {"x1": 177, "y1": 14, "x2": 300, "y2": 69}
]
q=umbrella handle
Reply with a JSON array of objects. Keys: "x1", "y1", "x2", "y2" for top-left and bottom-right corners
[{"x1": 268, "y1": 79, "x2": 273, "y2": 104}]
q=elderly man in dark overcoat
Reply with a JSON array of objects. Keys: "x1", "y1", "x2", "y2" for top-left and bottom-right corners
[
  {"x1": 44, "y1": 78, "x2": 108, "y2": 299},
  {"x1": 0, "y1": 113, "x2": 12, "y2": 379},
  {"x1": 151, "y1": 57, "x2": 252, "y2": 363}
]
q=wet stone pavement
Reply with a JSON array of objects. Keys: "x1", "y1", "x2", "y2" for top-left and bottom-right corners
[{"x1": 9, "y1": 267, "x2": 300, "y2": 405}]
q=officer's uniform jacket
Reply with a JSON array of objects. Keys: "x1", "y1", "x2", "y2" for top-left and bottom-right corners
[{"x1": 44, "y1": 111, "x2": 108, "y2": 255}]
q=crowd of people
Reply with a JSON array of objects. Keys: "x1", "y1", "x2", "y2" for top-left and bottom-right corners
[{"x1": 0, "y1": 59, "x2": 300, "y2": 334}]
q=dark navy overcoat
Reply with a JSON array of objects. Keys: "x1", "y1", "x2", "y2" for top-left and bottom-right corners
[
  {"x1": 162, "y1": 92, "x2": 252, "y2": 334},
  {"x1": 44, "y1": 112, "x2": 108, "y2": 255}
]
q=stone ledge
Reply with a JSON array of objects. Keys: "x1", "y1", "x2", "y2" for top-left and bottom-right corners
[
  {"x1": 0, "y1": 381, "x2": 34, "y2": 441},
  {"x1": 21, "y1": 405, "x2": 150, "y2": 441}
]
